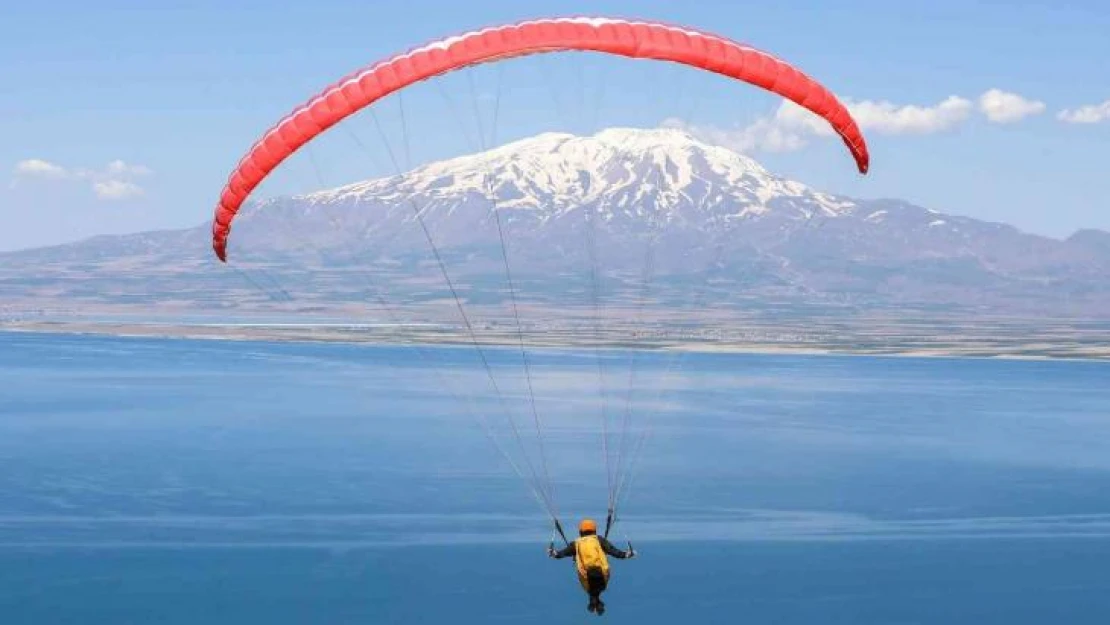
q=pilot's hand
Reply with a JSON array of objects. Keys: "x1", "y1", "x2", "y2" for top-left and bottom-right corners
[
  {"x1": 627, "y1": 549, "x2": 637, "y2": 559},
  {"x1": 547, "y1": 546, "x2": 557, "y2": 558}
]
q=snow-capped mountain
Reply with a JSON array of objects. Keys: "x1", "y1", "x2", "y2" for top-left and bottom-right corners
[
  {"x1": 305, "y1": 128, "x2": 851, "y2": 220},
  {"x1": 231, "y1": 128, "x2": 854, "y2": 253},
  {"x1": 2, "y1": 128, "x2": 1108, "y2": 317}
]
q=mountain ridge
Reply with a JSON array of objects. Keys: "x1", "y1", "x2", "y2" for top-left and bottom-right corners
[{"x1": 2, "y1": 128, "x2": 1108, "y2": 320}]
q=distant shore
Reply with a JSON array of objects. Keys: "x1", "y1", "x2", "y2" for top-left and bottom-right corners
[{"x1": 5, "y1": 320, "x2": 1109, "y2": 361}]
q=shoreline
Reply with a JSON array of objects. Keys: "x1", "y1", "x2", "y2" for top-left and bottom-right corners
[{"x1": 5, "y1": 320, "x2": 1108, "y2": 362}]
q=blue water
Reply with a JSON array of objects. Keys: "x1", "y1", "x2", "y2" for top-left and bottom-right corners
[{"x1": 2, "y1": 332, "x2": 1110, "y2": 624}]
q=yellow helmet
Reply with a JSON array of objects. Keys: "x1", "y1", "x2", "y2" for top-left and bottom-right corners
[{"x1": 579, "y1": 518, "x2": 597, "y2": 534}]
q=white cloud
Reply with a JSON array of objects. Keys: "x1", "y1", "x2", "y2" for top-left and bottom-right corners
[
  {"x1": 664, "y1": 95, "x2": 976, "y2": 155},
  {"x1": 1057, "y1": 99, "x2": 1110, "y2": 124},
  {"x1": 662, "y1": 114, "x2": 810, "y2": 154},
  {"x1": 105, "y1": 160, "x2": 153, "y2": 177},
  {"x1": 92, "y1": 180, "x2": 144, "y2": 200},
  {"x1": 664, "y1": 87, "x2": 1063, "y2": 156},
  {"x1": 14, "y1": 158, "x2": 70, "y2": 179},
  {"x1": 978, "y1": 89, "x2": 1046, "y2": 124},
  {"x1": 768, "y1": 101, "x2": 836, "y2": 137},
  {"x1": 11, "y1": 158, "x2": 152, "y2": 200},
  {"x1": 846, "y1": 96, "x2": 974, "y2": 135}
]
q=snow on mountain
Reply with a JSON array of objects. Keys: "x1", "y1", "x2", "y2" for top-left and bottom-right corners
[
  {"x1": 253, "y1": 127, "x2": 855, "y2": 237},
  {"x1": 310, "y1": 128, "x2": 847, "y2": 217}
]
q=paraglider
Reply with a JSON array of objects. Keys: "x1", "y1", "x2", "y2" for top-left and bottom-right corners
[
  {"x1": 209, "y1": 15, "x2": 870, "y2": 613},
  {"x1": 548, "y1": 518, "x2": 636, "y2": 615}
]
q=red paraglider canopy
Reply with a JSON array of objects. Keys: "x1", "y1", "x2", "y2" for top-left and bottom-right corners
[{"x1": 211, "y1": 16, "x2": 870, "y2": 261}]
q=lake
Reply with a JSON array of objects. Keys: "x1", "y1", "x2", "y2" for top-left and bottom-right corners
[{"x1": 2, "y1": 331, "x2": 1109, "y2": 624}]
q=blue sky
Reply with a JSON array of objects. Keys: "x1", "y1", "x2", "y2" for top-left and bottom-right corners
[{"x1": 3, "y1": 0, "x2": 1109, "y2": 251}]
